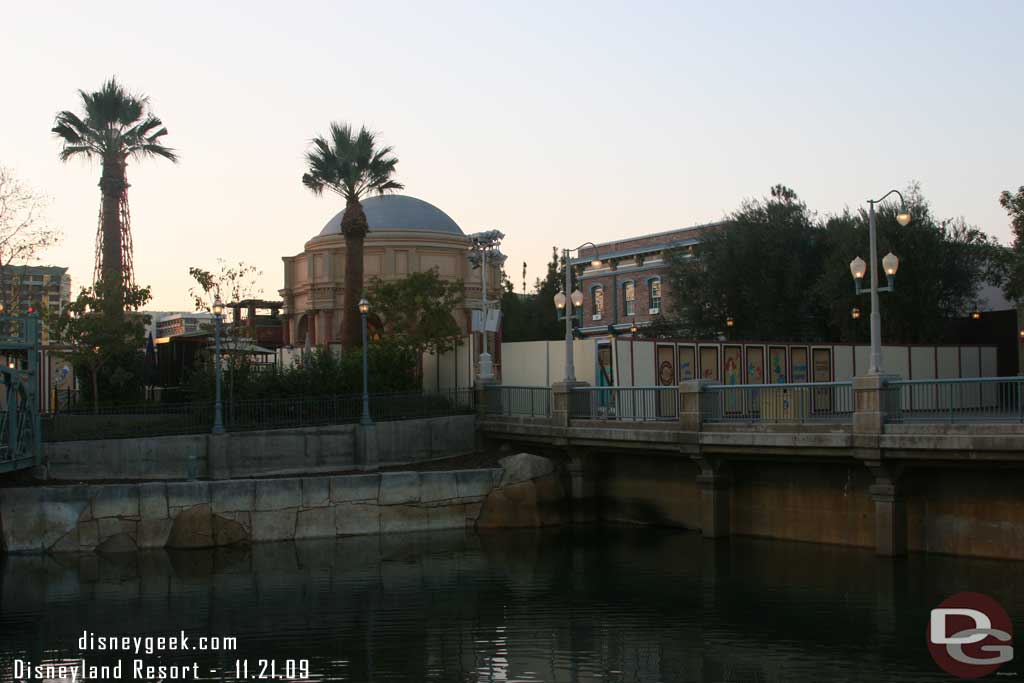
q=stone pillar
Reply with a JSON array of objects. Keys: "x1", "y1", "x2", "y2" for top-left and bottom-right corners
[
  {"x1": 867, "y1": 462, "x2": 906, "y2": 557},
  {"x1": 355, "y1": 424, "x2": 379, "y2": 472},
  {"x1": 679, "y1": 380, "x2": 712, "y2": 432},
  {"x1": 693, "y1": 456, "x2": 731, "y2": 539},
  {"x1": 852, "y1": 374, "x2": 898, "y2": 434},
  {"x1": 551, "y1": 380, "x2": 588, "y2": 428},
  {"x1": 566, "y1": 449, "x2": 597, "y2": 524},
  {"x1": 318, "y1": 310, "x2": 329, "y2": 346}
]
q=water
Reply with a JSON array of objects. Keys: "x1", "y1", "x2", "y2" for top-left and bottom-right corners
[{"x1": 1, "y1": 526, "x2": 1021, "y2": 682}]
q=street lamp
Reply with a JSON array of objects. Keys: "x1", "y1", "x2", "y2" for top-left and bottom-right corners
[
  {"x1": 849, "y1": 189, "x2": 910, "y2": 374},
  {"x1": 467, "y1": 230, "x2": 506, "y2": 384},
  {"x1": 358, "y1": 297, "x2": 372, "y2": 426},
  {"x1": 552, "y1": 242, "x2": 601, "y2": 384},
  {"x1": 212, "y1": 299, "x2": 224, "y2": 434}
]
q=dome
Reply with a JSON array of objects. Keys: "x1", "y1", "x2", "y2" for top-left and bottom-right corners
[{"x1": 317, "y1": 194, "x2": 464, "y2": 237}]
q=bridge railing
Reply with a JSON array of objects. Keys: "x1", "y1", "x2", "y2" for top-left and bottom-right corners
[
  {"x1": 483, "y1": 385, "x2": 551, "y2": 417},
  {"x1": 702, "y1": 381, "x2": 854, "y2": 423},
  {"x1": 570, "y1": 386, "x2": 679, "y2": 422},
  {"x1": 887, "y1": 377, "x2": 1024, "y2": 423}
]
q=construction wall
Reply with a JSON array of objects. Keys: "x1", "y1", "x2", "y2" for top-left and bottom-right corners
[{"x1": 499, "y1": 338, "x2": 1000, "y2": 387}]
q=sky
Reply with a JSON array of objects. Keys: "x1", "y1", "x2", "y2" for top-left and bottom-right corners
[{"x1": 2, "y1": 1, "x2": 1022, "y2": 310}]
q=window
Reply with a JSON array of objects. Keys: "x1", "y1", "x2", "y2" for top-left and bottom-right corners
[
  {"x1": 648, "y1": 277, "x2": 662, "y2": 313},
  {"x1": 591, "y1": 286, "x2": 604, "y2": 320},
  {"x1": 623, "y1": 281, "x2": 635, "y2": 317}
]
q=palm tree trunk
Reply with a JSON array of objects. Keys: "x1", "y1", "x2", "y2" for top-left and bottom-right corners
[
  {"x1": 340, "y1": 198, "x2": 369, "y2": 350},
  {"x1": 99, "y1": 157, "x2": 127, "y2": 313}
]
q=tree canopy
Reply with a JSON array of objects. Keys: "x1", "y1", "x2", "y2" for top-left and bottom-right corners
[
  {"x1": 366, "y1": 269, "x2": 464, "y2": 356},
  {"x1": 659, "y1": 184, "x2": 1000, "y2": 343}
]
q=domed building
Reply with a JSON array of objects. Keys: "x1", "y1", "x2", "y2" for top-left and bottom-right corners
[{"x1": 279, "y1": 194, "x2": 501, "y2": 387}]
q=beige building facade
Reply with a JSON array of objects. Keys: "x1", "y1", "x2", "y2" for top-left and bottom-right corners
[{"x1": 279, "y1": 195, "x2": 500, "y2": 383}]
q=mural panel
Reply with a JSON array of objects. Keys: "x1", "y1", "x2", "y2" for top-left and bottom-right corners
[
  {"x1": 769, "y1": 346, "x2": 787, "y2": 384},
  {"x1": 791, "y1": 347, "x2": 809, "y2": 383},
  {"x1": 746, "y1": 346, "x2": 765, "y2": 384},
  {"x1": 678, "y1": 346, "x2": 696, "y2": 381},
  {"x1": 723, "y1": 345, "x2": 743, "y2": 413},
  {"x1": 699, "y1": 346, "x2": 719, "y2": 382}
]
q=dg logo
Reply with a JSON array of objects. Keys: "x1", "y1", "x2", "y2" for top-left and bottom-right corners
[{"x1": 928, "y1": 592, "x2": 1014, "y2": 678}]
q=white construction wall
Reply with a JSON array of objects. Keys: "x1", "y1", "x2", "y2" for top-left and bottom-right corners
[{"x1": 498, "y1": 339, "x2": 1002, "y2": 387}]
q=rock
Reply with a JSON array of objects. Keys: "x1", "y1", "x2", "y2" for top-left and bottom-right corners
[
  {"x1": 96, "y1": 533, "x2": 138, "y2": 554},
  {"x1": 166, "y1": 504, "x2": 214, "y2": 548},
  {"x1": 476, "y1": 474, "x2": 567, "y2": 529},
  {"x1": 137, "y1": 519, "x2": 174, "y2": 548},
  {"x1": 212, "y1": 514, "x2": 249, "y2": 546},
  {"x1": 498, "y1": 453, "x2": 556, "y2": 486}
]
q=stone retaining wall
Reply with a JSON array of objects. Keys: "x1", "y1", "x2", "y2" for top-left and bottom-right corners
[
  {"x1": 0, "y1": 454, "x2": 568, "y2": 555},
  {"x1": 41, "y1": 415, "x2": 477, "y2": 481}
]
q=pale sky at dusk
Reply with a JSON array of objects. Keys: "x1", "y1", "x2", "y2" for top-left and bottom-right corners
[{"x1": 2, "y1": 1, "x2": 1022, "y2": 310}]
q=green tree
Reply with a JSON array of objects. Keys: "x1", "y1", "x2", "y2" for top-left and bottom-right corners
[
  {"x1": 499, "y1": 247, "x2": 566, "y2": 342},
  {"x1": 366, "y1": 269, "x2": 463, "y2": 356},
  {"x1": 664, "y1": 185, "x2": 825, "y2": 340},
  {"x1": 302, "y1": 123, "x2": 403, "y2": 350},
  {"x1": 52, "y1": 78, "x2": 176, "y2": 312},
  {"x1": 999, "y1": 186, "x2": 1024, "y2": 301},
  {"x1": 47, "y1": 281, "x2": 151, "y2": 412}
]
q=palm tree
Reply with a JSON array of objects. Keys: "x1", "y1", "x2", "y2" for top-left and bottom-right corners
[
  {"x1": 302, "y1": 123, "x2": 403, "y2": 349},
  {"x1": 52, "y1": 77, "x2": 177, "y2": 313}
]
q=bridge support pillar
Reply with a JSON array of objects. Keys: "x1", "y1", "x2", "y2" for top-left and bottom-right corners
[
  {"x1": 679, "y1": 380, "x2": 712, "y2": 432},
  {"x1": 867, "y1": 463, "x2": 906, "y2": 557},
  {"x1": 853, "y1": 374, "x2": 897, "y2": 434},
  {"x1": 551, "y1": 381, "x2": 587, "y2": 428},
  {"x1": 566, "y1": 449, "x2": 597, "y2": 524},
  {"x1": 694, "y1": 456, "x2": 731, "y2": 539}
]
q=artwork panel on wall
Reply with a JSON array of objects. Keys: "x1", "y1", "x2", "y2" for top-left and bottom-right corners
[
  {"x1": 678, "y1": 346, "x2": 696, "y2": 381},
  {"x1": 768, "y1": 346, "x2": 787, "y2": 384}
]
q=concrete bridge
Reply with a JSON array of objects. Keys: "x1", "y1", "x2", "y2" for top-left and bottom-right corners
[{"x1": 479, "y1": 377, "x2": 1024, "y2": 561}]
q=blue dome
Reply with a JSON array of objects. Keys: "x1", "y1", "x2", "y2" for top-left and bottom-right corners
[{"x1": 318, "y1": 194, "x2": 463, "y2": 237}]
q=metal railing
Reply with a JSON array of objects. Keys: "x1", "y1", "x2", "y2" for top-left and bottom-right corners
[
  {"x1": 888, "y1": 377, "x2": 1024, "y2": 423},
  {"x1": 42, "y1": 389, "x2": 476, "y2": 441},
  {"x1": 483, "y1": 385, "x2": 551, "y2": 417},
  {"x1": 571, "y1": 386, "x2": 679, "y2": 422},
  {"x1": 702, "y1": 381, "x2": 854, "y2": 423}
]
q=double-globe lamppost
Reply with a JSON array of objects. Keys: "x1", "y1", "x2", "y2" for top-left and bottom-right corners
[
  {"x1": 848, "y1": 189, "x2": 911, "y2": 375},
  {"x1": 553, "y1": 243, "x2": 602, "y2": 384},
  {"x1": 358, "y1": 297, "x2": 373, "y2": 426}
]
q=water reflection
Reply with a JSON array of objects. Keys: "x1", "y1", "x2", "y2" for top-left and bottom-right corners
[{"x1": 1, "y1": 526, "x2": 1021, "y2": 682}]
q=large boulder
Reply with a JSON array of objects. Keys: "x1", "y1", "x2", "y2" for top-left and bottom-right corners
[
  {"x1": 167, "y1": 504, "x2": 250, "y2": 548},
  {"x1": 477, "y1": 454, "x2": 566, "y2": 529}
]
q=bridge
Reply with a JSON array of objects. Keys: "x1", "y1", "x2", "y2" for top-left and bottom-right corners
[{"x1": 479, "y1": 376, "x2": 1024, "y2": 561}]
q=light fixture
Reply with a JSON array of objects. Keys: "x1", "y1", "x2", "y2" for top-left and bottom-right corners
[
  {"x1": 849, "y1": 256, "x2": 867, "y2": 281},
  {"x1": 971, "y1": 310, "x2": 981, "y2": 320},
  {"x1": 590, "y1": 258, "x2": 602, "y2": 268},
  {"x1": 630, "y1": 322, "x2": 638, "y2": 335},
  {"x1": 553, "y1": 291, "x2": 566, "y2": 310},
  {"x1": 725, "y1": 317, "x2": 735, "y2": 328},
  {"x1": 570, "y1": 289, "x2": 584, "y2": 308},
  {"x1": 896, "y1": 206, "x2": 912, "y2": 227},
  {"x1": 0, "y1": 303, "x2": 5, "y2": 313},
  {"x1": 6, "y1": 360, "x2": 14, "y2": 370},
  {"x1": 852, "y1": 307, "x2": 861, "y2": 319},
  {"x1": 212, "y1": 299, "x2": 223, "y2": 316},
  {"x1": 358, "y1": 298, "x2": 370, "y2": 315},
  {"x1": 882, "y1": 252, "x2": 900, "y2": 276},
  {"x1": 1019, "y1": 329, "x2": 1024, "y2": 339}
]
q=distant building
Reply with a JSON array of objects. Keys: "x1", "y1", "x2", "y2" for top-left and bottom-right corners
[
  {"x1": 155, "y1": 312, "x2": 214, "y2": 339},
  {"x1": 574, "y1": 223, "x2": 725, "y2": 337},
  {"x1": 0, "y1": 265, "x2": 72, "y2": 343},
  {"x1": 228, "y1": 299, "x2": 284, "y2": 349}
]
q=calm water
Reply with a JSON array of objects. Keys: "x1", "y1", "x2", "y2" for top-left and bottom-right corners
[{"x1": 1, "y1": 526, "x2": 1022, "y2": 682}]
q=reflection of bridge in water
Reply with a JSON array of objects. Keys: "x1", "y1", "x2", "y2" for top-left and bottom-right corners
[{"x1": 481, "y1": 376, "x2": 1024, "y2": 561}]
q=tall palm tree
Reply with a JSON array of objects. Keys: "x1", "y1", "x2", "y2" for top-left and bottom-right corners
[
  {"x1": 52, "y1": 77, "x2": 177, "y2": 313},
  {"x1": 302, "y1": 123, "x2": 403, "y2": 349}
]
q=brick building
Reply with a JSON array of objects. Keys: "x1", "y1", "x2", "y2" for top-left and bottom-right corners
[{"x1": 573, "y1": 222, "x2": 725, "y2": 337}]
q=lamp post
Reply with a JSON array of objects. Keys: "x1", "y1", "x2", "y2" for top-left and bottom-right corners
[
  {"x1": 358, "y1": 297, "x2": 372, "y2": 425},
  {"x1": 212, "y1": 300, "x2": 224, "y2": 434},
  {"x1": 467, "y1": 230, "x2": 506, "y2": 384},
  {"x1": 849, "y1": 190, "x2": 911, "y2": 374},
  {"x1": 553, "y1": 243, "x2": 602, "y2": 383}
]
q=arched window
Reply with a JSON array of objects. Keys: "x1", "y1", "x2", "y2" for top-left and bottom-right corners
[
  {"x1": 622, "y1": 281, "x2": 635, "y2": 317},
  {"x1": 648, "y1": 277, "x2": 662, "y2": 313},
  {"x1": 591, "y1": 285, "x2": 604, "y2": 320}
]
